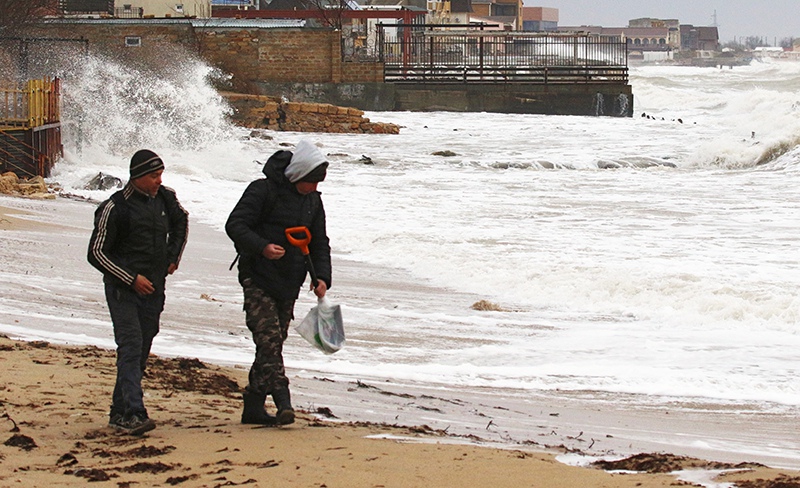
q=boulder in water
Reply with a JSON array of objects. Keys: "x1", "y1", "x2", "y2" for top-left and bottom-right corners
[{"x1": 84, "y1": 172, "x2": 123, "y2": 191}]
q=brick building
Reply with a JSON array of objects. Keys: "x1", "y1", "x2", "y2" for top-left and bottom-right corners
[{"x1": 521, "y1": 6, "x2": 557, "y2": 32}]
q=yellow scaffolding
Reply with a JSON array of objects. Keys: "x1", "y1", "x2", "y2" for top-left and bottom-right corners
[
  {"x1": 0, "y1": 78, "x2": 61, "y2": 130},
  {"x1": 0, "y1": 77, "x2": 62, "y2": 178}
]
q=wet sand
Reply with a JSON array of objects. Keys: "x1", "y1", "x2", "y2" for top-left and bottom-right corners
[{"x1": 1, "y1": 194, "x2": 799, "y2": 487}]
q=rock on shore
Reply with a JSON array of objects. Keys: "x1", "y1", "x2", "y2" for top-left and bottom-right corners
[
  {"x1": 0, "y1": 172, "x2": 55, "y2": 198},
  {"x1": 221, "y1": 92, "x2": 400, "y2": 134}
]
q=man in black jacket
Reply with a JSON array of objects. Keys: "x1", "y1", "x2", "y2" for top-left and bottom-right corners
[
  {"x1": 88, "y1": 149, "x2": 189, "y2": 435},
  {"x1": 226, "y1": 139, "x2": 331, "y2": 426}
]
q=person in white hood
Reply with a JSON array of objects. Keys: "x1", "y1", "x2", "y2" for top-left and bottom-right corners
[{"x1": 225, "y1": 139, "x2": 331, "y2": 427}]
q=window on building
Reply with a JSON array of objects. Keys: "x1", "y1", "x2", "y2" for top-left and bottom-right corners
[
  {"x1": 175, "y1": 4, "x2": 184, "y2": 12},
  {"x1": 492, "y1": 4, "x2": 516, "y2": 16},
  {"x1": 125, "y1": 36, "x2": 142, "y2": 47},
  {"x1": 123, "y1": 3, "x2": 131, "y2": 11}
]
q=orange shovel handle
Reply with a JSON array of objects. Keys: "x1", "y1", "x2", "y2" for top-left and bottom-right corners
[
  {"x1": 285, "y1": 226, "x2": 312, "y2": 255},
  {"x1": 284, "y1": 226, "x2": 319, "y2": 287}
]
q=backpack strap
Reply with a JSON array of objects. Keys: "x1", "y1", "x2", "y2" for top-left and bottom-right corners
[{"x1": 229, "y1": 179, "x2": 279, "y2": 271}]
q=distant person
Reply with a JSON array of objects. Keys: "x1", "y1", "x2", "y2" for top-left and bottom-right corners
[
  {"x1": 226, "y1": 139, "x2": 331, "y2": 426},
  {"x1": 88, "y1": 150, "x2": 189, "y2": 435}
]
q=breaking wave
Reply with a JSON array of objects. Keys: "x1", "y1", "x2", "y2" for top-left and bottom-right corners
[{"x1": 58, "y1": 53, "x2": 234, "y2": 158}]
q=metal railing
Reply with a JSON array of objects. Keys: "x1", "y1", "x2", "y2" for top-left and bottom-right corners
[
  {"x1": 114, "y1": 7, "x2": 144, "y2": 18},
  {"x1": 378, "y1": 26, "x2": 629, "y2": 84},
  {"x1": 0, "y1": 130, "x2": 47, "y2": 179},
  {"x1": 384, "y1": 65, "x2": 629, "y2": 84}
]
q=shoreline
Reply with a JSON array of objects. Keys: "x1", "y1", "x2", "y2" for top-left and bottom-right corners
[
  {"x1": 1, "y1": 194, "x2": 799, "y2": 486},
  {"x1": 2, "y1": 334, "x2": 797, "y2": 488}
]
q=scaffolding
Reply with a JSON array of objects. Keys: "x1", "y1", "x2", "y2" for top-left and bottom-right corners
[{"x1": 0, "y1": 78, "x2": 62, "y2": 178}]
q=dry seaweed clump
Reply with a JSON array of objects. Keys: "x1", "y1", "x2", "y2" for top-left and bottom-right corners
[
  {"x1": 471, "y1": 300, "x2": 506, "y2": 312},
  {"x1": 145, "y1": 356, "x2": 241, "y2": 398},
  {"x1": 734, "y1": 476, "x2": 800, "y2": 488},
  {"x1": 592, "y1": 453, "x2": 765, "y2": 475}
]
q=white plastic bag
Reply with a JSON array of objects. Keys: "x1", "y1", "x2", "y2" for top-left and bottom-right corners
[{"x1": 295, "y1": 296, "x2": 345, "y2": 354}]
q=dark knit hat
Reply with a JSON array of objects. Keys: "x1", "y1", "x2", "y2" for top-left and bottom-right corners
[
  {"x1": 300, "y1": 162, "x2": 328, "y2": 183},
  {"x1": 130, "y1": 149, "x2": 164, "y2": 179}
]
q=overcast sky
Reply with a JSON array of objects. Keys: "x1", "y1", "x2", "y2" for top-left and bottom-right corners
[{"x1": 535, "y1": 0, "x2": 797, "y2": 44}]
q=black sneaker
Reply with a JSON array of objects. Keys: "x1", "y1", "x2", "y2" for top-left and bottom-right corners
[
  {"x1": 107, "y1": 412, "x2": 124, "y2": 429},
  {"x1": 115, "y1": 413, "x2": 156, "y2": 436}
]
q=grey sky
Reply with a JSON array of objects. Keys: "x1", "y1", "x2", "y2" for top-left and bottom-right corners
[{"x1": 535, "y1": 0, "x2": 798, "y2": 44}]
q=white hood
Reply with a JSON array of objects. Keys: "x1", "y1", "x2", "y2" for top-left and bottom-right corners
[{"x1": 284, "y1": 139, "x2": 327, "y2": 183}]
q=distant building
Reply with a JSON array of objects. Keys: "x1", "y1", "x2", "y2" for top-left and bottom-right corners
[
  {"x1": 559, "y1": 18, "x2": 719, "y2": 57},
  {"x1": 680, "y1": 25, "x2": 719, "y2": 51},
  {"x1": 470, "y1": 0, "x2": 522, "y2": 30},
  {"x1": 628, "y1": 17, "x2": 679, "y2": 30},
  {"x1": 59, "y1": 0, "x2": 211, "y2": 18},
  {"x1": 111, "y1": 0, "x2": 211, "y2": 18},
  {"x1": 212, "y1": 0, "x2": 256, "y2": 15},
  {"x1": 558, "y1": 25, "x2": 671, "y2": 47},
  {"x1": 521, "y1": 6, "x2": 557, "y2": 32},
  {"x1": 449, "y1": 0, "x2": 473, "y2": 24},
  {"x1": 558, "y1": 25, "x2": 673, "y2": 62},
  {"x1": 628, "y1": 17, "x2": 680, "y2": 47},
  {"x1": 59, "y1": 0, "x2": 114, "y2": 15}
]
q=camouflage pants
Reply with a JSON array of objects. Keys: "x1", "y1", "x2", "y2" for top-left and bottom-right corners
[{"x1": 242, "y1": 279, "x2": 295, "y2": 397}]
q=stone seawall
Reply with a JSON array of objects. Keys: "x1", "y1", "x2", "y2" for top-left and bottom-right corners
[{"x1": 222, "y1": 92, "x2": 400, "y2": 134}]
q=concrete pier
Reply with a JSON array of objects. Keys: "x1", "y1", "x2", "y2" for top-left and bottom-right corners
[{"x1": 254, "y1": 81, "x2": 633, "y2": 117}]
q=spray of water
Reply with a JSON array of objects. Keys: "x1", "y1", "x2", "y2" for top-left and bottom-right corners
[{"x1": 59, "y1": 53, "x2": 234, "y2": 158}]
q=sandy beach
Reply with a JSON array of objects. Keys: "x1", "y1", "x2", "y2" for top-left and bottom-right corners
[{"x1": 1, "y1": 193, "x2": 799, "y2": 487}]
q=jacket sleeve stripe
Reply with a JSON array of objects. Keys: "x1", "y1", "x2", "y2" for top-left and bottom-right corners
[{"x1": 90, "y1": 201, "x2": 136, "y2": 285}]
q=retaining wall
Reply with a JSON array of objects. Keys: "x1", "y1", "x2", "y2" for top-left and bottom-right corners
[{"x1": 14, "y1": 20, "x2": 632, "y2": 116}]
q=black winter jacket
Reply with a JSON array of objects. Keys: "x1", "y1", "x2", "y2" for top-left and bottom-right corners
[
  {"x1": 225, "y1": 150, "x2": 332, "y2": 301},
  {"x1": 88, "y1": 183, "x2": 189, "y2": 290}
]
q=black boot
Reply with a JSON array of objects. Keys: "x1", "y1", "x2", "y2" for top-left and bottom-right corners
[
  {"x1": 241, "y1": 391, "x2": 278, "y2": 426},
  {"x1": 272, "y1": 388, "x2": 295, "y2": 425}
]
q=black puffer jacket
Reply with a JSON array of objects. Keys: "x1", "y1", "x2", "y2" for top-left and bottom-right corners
[{"x1": 225, "y1": 150, "x2": 331, "y2": 301}]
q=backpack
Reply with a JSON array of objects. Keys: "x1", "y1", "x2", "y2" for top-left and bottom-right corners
[{"x1": 228, "y1": 178, "x2": 279, "y2": 270}]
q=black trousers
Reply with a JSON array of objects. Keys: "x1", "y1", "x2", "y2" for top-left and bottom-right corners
[{"x1": 105, "y1": 283, "x2": 164, "y2": 417}]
